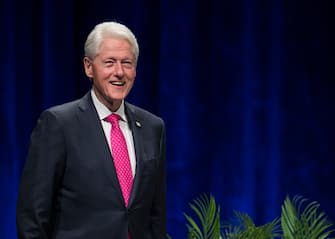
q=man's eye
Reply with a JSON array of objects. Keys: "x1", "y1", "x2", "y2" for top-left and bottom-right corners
[
  {"x1": 104, "y1": 60, "x2": 115, "y2": 65},
  {"x1": 122, "y1": 61, "x2": 133, "y2": 68}
]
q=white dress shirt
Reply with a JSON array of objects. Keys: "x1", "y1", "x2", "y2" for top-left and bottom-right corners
[{"x1": 91, "y1": 90, "x2": 136, "y2": 176}]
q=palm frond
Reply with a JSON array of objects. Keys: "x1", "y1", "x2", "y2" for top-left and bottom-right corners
[
  {"x1": 281, "y1": 195, "x2": 335, "y2": 239},
  {"x1": 221, "y1": 212, "x2": 280, "y2": 239},
  {"x1": 184, "y1": 194, "x2": 221, "y2": 239}
]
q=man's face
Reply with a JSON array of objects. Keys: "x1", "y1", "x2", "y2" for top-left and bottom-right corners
[{"x1": 84, "y1": 38, "x2": 136, "y2": 111}]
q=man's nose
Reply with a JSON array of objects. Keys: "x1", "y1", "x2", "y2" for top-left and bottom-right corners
[{"x1": 113, "y1": 62, "x2": 124, "y2": 77}]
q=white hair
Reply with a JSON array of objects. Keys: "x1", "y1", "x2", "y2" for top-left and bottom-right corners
[{"x1": 84, "y1": 21, "x2": 139, "y2": 62}]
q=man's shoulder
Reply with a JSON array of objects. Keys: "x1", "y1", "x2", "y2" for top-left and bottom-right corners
[
  {"x1": 42, "y1": 93, "x2": 90, "y2": 119},
  {"x1": 125, "y1": 102, "x2": 164, "y2": 125},
  {"x1": 48, "y1": 98, "x2": 81, "y2": 114}
]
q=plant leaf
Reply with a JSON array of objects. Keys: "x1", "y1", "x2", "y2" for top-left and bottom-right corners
[{"x1": 184, "y1": 194, "x2": 221, "y2": 239}]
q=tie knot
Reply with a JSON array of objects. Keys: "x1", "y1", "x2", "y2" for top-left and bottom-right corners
[{"x1": 105, "y1": 113, "x2": 121, "y2": 125}]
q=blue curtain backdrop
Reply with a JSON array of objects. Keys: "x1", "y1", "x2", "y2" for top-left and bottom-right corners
[{"x1": 1, "y1": 0, "x2": 334, "y2": 238}]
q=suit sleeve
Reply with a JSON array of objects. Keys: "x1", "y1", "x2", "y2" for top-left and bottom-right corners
[
  {"x1": 16, "y1": 110, "x2": 65, "y2": 239},
  {"x1": 151, "y1": 119, "x2": 167, "y2": 238}
]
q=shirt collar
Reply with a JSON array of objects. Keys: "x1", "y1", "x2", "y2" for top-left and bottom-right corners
[{"x1": 91, "y1": 89, "x2": 127, "y2": 122}]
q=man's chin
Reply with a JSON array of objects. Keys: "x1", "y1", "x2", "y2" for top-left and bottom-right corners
[
  {"x1": 107, "y1": 95, "x2": 127, "y2": 104},
  {"x1": 107, "y1": 95, "x2": 126, "y2": 102}
]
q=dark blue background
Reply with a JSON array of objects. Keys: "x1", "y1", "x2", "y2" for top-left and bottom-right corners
[{"x1": 1, "y1": 0, "x2": 334, "y2": 238}]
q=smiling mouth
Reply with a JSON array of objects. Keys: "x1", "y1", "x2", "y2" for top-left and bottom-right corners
[{"x1": 110, "y1": 81, "x2": 125, "y2": 86}]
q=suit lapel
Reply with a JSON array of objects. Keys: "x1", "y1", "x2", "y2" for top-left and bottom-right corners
[
  {"x1": 125, "y1": 103, "x2": 146, "y2": 207},
  {"x1": 76, "y1": 93, "x2": 124, "y2": 204},
  {"x1": 76, "y1": 94, "x2": 147, "y2": 208}
]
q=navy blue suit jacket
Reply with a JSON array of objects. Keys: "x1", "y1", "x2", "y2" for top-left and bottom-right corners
[{"x1": 16, "y1": 92, "x2": 166, "y2": 239}]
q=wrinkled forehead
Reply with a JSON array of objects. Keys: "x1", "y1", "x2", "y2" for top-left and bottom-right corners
[{"x1": 96, "y1": 37, "x2": 136, "y2": 60}]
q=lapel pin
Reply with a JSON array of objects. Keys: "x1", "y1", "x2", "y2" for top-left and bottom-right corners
[{"x1": 135, "y1": 121, "x2": 142, "y2": 128}]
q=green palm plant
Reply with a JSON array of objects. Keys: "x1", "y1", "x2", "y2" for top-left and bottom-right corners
[
  {"x1": 281, "y1": 195, "x2": 335, "y2": 239},
  {"x1": 221, "y1": 212, "x2": 281, "y2": 239},
  {"x1": 184, "y1": 194, "x2": 221, "y2": 239},
  {"x1": 182, "y1": 194, "x2": 335, "y2": 239}
]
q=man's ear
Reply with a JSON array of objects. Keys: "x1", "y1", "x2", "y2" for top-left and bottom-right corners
[{"x1": 83, "y1": 57, "x2": 93, "y2": 78}]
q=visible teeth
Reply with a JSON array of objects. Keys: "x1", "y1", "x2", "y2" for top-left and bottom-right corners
[{"x1": 111, "y1": 81, "x2": 125, "y2": 86}]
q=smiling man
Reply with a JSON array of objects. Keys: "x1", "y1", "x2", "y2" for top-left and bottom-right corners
[{"x1": 16, "y1": 22, "x2": 166, "y2": 239}]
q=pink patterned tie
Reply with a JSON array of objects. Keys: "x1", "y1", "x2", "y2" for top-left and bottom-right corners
[{"x1": 105, "y1": 113, "x2": 133, "y2": 207}]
